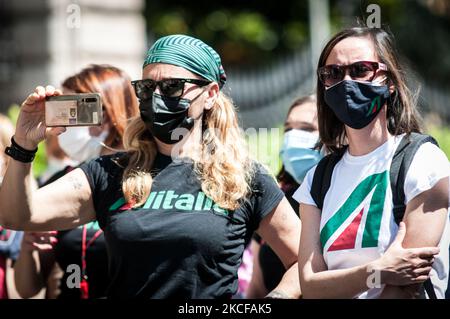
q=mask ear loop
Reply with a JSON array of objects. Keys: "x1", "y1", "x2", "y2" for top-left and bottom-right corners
[
  {"x1": 99, "y1": 142, "x2": 124, "y2": 153},
  {"x1": 386, "y1": 77, "x2": 399, "y2": 133},
  {"x1": 181, "y1": 87, "x2": 210, "y2": 130},
  {"x1": 97, "y1": 128, "x2": 124, "y2": 153}
]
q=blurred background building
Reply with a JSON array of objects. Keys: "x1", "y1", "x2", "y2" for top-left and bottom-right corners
[{"x1": 0, "y1": 0, "x2": 146, "y2": 111}]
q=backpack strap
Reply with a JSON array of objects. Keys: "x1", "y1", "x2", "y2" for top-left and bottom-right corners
[
  {"x1": 389, "y1": 132, "x2": 439, "y2": 299},
  {"x1": 311, "y1": 147, "x2": 347, "y2": 210},
  {"x1": 390, "y1": 133, "x2": 439, "y2": 225}
]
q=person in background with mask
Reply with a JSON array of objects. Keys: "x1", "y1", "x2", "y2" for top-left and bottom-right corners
[
  {"x1": 247, "y1": 95, "x2": 321, "y2": 298},
  {"x1": 1, "y1": 34, "x2": 302, "y2": 299},
  {"x1": 295, "y1": 27, "x2": 449, "y2": 298},
  {"x1": 38, "y1": 135, "x2": 77, "y2": 185},
  {"x1": 13, "y1": 64, "x2": 139, "y2": 299},
  {"x1": 0, "y1": 113, "x2": 22, "y2": 299}
]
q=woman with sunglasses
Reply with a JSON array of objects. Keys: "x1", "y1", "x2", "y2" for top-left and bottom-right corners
[
  {"x1": 0, "y1": 35, "x2": 301, "y2": 299},
  {"x1": 294, "y1": 27, "x2": 449, "y2": 298}
]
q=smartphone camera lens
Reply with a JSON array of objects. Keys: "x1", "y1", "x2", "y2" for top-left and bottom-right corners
[{"x1": 85, "y1": 98, "x2": 97, "y2": 103}]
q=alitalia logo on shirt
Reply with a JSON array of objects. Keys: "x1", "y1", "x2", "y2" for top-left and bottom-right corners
[
  {"x1": 321, "y1": 171, "x2": 388, "y2": 252},
  {"x1": 109, "y1": 191, "x2": 233, "y2": 218}
]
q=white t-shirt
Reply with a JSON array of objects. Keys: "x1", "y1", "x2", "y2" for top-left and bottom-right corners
[{"x1": 293, "y1": 134, "x2": 450, "y2": 299}]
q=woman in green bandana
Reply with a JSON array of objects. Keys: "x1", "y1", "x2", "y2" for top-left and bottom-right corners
[{"x1": 0, "y1": 35, "x2": 302, "y2": 299}]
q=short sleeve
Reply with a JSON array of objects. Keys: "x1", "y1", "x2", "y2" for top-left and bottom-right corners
[
  {"x1": 79, "y1": 159, "x2": 100, "y2": 198},
  {"x1": 292, "y1": 164, "x2": 318, "y2": 207},
  {"x1": 404, "y1": 142, "x2": 450, "y2": 204},
  {"x1": 79, "y1": 154, "x2": 125, "y2": 228},
  {"x1": 246, "y1": 163, "x2": 284, "y2": 231}
]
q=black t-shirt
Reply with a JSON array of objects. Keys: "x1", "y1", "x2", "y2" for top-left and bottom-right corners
[
  {"x1": 79, "y1": 152, "x2": 284, "y2": 299},
  {"x1": 41, "y1": 166, "x2": 109, "y2": 299},
  {"x1": 54, "y1": 222, "x2": 108, "y2": 299}
]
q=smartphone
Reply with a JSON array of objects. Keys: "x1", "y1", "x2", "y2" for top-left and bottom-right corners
[{"x1": 45, "y1": 93, "x2": 102, "y2": 127}]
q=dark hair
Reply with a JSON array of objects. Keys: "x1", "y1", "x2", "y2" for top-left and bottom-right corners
[
  {"x1": 316, "y1": 27, "x2": 422, "y2": 153},
  {"x1": 62, "y1": 64, "x2": 139, "y2": 149},
  {"x1": 285, "y1": 95, "x2": 316, "y2": 119}
]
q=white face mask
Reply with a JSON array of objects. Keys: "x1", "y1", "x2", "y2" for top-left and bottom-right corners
[{"x1": 57, "y1": 127, "x2": 108, "y2": 162}]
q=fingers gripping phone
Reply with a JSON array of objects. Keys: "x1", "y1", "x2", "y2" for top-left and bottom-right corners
[{"x1": 45, "y1": 93, "x2": 102, "y2": 127}]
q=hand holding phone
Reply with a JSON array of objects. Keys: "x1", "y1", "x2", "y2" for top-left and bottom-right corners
[
  {"x1": 14, "y1": 85, "x2": 65, "y2": 150},
  {"x1": 45, "y1": 93, "x2": 102, "y2": 127}
]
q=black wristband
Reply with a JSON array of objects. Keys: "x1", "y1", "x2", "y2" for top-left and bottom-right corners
[
  {"x1": 11, "y1": 136, "x2": 38, "y2": 153},
  {"x1": 5, "y1": 136, "x2": 38, "y2": 163}
]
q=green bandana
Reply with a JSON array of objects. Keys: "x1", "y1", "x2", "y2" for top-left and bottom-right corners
[{"x1": 143, "y1": 34, "x2": 227, "y2": 89}]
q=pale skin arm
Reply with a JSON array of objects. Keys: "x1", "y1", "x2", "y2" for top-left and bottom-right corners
[
  {"x1": 0, "y1": 165, "x2": 95, "y2": 231},
  {"x1": 6, "y1": 259, "x2": 23, "y2": 299},
  {"x1": 5, "y1": 168, "x2": 94, "y2": 296},
  {"x1": 298, "y1": 204, "x2": 376, "y2": 298},
  {"x1": 0, "y1": 85, "x2": 95, "y2": 231},
  {"x1": 14, "y1": 251, "x2": 46, "y2": 298},
  {"x1": 256, "y1": 197, "x2": 302, "y2": 299},
  {"x1": 14, "y1": 250, "x2": 62, "y2": 299},
  {"x1": 379, "y1": 177, "x2": 449, "y2": 298},
  {"x1": 14, "y1": 232, "x2": 59, "y2": 298},
  {"x1": 298, "y1": 203, "x2": 440, "y2": 299}
]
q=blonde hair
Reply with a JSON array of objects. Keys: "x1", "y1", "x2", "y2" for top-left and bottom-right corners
[{"x1": 122, "y1": 91, "x2": 254, "y2": 210}]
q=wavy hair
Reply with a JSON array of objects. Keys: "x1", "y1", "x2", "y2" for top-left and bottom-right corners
[{"x1": 121, "y1": 91, "x2": 254, "y2": 210}]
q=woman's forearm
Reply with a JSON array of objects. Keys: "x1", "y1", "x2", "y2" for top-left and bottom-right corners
[
  {"x1": 14, "y1": 250, "x2": 46, "y2": 298},
  {"x1": 301, "y1": 261, "x2": 376, "y2": 299},
  {"x1": 269, "y1": 262, "x2": 301, "y2": 298},
  {"x1": 0, "y1": 159, "x2": 36, "y2": 229}
]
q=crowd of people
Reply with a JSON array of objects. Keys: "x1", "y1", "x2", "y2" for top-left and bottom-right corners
[{"x1": 0, "y1": 26, "x2": 448, "y2": 299}]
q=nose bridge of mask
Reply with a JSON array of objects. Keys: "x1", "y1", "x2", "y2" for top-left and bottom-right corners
[
  {"x1": 282, "y1": 129, "x2": 319, "y2": 152},
  {"x1": 152, "y1": 93, "x2": 190, "y2": 113}
]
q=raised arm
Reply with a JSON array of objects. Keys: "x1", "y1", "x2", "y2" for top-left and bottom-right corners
[{"x1": 0, "y1": 85, "x2": 95, "y2": 231}]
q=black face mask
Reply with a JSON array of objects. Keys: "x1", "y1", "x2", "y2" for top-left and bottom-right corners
[
  {"x1": 139, "y1": 93, "x2": 203, "y2": 144},
  {"x1": 324, "y1": 80, "x2": 391, "y2": 129}
]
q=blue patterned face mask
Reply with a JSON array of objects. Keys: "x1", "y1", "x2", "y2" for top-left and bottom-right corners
[
  {"x1": 280, "y1": 129, "x2": 322, "y2": 184},
  {"x1": 324, "y1": 80, "x2": 390, "y2": 129}
]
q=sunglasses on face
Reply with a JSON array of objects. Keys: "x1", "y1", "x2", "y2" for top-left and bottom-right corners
[
  {"x1": 131, "y1": 78, "x2": 211, "y2": 100},
  {"x1": 318, "y1": 61, "x2": 388, "y2": 87}
]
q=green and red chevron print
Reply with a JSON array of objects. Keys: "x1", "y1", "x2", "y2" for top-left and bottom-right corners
[
  {"x1": 321, "y1": 171, "x2": 388, "y2": 252},
  {"x1": 366, "y1": 95, "x2": 381, "y2": 116}
]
